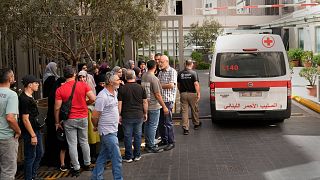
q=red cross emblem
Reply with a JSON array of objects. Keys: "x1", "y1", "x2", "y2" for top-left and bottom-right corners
[{"x1": 262, "y1": 36, "x2": 275, "y2": 48}]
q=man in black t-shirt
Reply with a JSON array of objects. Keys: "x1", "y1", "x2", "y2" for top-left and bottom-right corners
[
  {"x1": 118, "y1": 69, "x2": 148, "y2": 162},
  {"x1": 19, "y1": 75, "x2": 43, "y2": 180},
  {"x1": 177, "y1": 60, "x2": 201, "y2": 135}
]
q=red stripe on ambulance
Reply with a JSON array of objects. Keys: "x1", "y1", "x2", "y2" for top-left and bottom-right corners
[{"x1": 215, "y1": 81, "x2": 289, "y2": 88}]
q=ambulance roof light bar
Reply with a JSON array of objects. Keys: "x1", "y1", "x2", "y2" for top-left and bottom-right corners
[{"x1": 223, "y1": 29, "x2": 272, "y2": 35}]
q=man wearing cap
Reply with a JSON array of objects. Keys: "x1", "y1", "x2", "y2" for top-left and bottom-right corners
[
  {"x1": 19, "y1": 74, "x2": 43, "y2": 180},
  {"x1": 0, "y1": 68, "x2": 20, "y2": 180},
  {"x1": 177, "y1": 59, "x2": 201, "y2": 135},
  {"x1": 54, "y1": 65, "x2": 96, "y2": 177}
]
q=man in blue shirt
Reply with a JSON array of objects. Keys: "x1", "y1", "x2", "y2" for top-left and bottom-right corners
[{"x1": 0, "y1": 68, "x2": 21, "y2": 180}]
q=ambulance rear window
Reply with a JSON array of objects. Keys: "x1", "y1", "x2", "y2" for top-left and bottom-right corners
[{"x1": 215, "y1": 52, "x2": 286, "y2": 78}]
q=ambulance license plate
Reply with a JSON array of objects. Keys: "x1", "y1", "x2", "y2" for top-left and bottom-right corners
[{"x1": 239, "y1": 91, "x2": 262, "y2": 97}]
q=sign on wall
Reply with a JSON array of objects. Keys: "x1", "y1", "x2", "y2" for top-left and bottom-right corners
[{"x1": 203, "y1": 0, "x2": 218, "y2": 15}]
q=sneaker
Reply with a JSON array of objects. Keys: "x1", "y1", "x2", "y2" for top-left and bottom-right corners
[
  {"x1": 60, "y1": 165, "x2": 68, "y2": 172},
  {"x1": 83, "y1": 164, "x2": 93, "y2": 171},
  {"x1": 122, "y1": 158, "x2": 133, "y2": 163},
  {"x1": 157, "y1": 141, "x2": 168, "y2": 147},
  {"x1": 145, "y1": 146, "x2": 164, "y2": 153},
  {"x1": 164, "y1": 143, "x2": 175, "y2": 151},
  {"x1": 134, "y1": 156, "x2": 141, "y2": 161},
  {"x1": 183, "y1": 129, "x2": 189, "y2": 135},
  {"x1": 70, "y1": 169, "x2": 80, "y2": 177},
  {"x1": 194, "y1": 122, "x2": 202, "y2": 130}
]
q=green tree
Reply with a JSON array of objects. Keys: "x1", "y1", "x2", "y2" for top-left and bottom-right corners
[
  {"x1": 0, "y1": 0, "x2": 165, "y2": 65},
  {"x1": 184, "y1": 19, "x2": 222, "y2": 53}
]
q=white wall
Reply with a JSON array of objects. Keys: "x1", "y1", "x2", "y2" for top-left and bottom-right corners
[
  {"x1": 183, "y1": 15, "x2": 280, "y2": 28},
  {"x1": 288, "y1": 22, "x2": 320, "y2": 53}
]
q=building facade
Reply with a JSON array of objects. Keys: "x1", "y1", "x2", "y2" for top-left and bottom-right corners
[
  {"x1": 140, "y1": 0, "x2": 310, "y2": 61},
  {"x1": 259, "y1": 1, "x2": 320, "y2": 53}
]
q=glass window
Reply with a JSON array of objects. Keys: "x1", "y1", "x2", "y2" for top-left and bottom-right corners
[
  {"x1": 236, "y1": 0, "x2": 251, "y2": 14},
  {"x1": 298, "y1": 28, "x2": 304, "y2": 49},
  {"x1": 265, "y1": 0, "x2": 279, "y2": 15},
  {"x1": 215, "y1": 52, "x2": 286, "y2": 78},
  {"x1": 316, "y1": 27, "x2": 320, "y2": 53}
]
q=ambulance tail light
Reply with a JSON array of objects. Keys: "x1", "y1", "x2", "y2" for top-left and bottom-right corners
[
  {"x1": 287, "y1": 81, "x2": 292, "y2": 98},
  {"x1": 210, "y1": 82, "x2": 215, "y2": 101}
]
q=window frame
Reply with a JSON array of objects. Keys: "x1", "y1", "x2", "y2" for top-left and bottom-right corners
[
  {"x1": 316, "y1": 26, "x2": 320, "y2": 53},
  {"x1": 298, "y1": 28, "x2": 304, "y2": 50}
]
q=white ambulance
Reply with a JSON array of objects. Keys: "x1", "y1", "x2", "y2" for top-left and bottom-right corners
[{"x1": 209, "y1": 34, "x2": 291, "y2": 122}]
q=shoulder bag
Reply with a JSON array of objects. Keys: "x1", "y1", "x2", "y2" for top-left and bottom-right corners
[{"x1": 59, "y1": 80, "x2": 77, "y2": 121}]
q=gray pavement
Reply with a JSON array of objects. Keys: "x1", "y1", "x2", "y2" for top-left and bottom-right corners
[
  {"x1": 16, "y1": 69, "x2": 320, "y2": 180},
  {"x1": 58, "y1": 70, "x2": 320, "y2": 180},
  {"x1": 61, "y1": 105, "x2": 320, "y2": 180}
]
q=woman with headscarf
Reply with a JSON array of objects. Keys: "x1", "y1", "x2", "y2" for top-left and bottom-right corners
[
  {"x1": 95, "y1": 74, "x2": 106, "y2": 95},
  {"x1": 78, "y1": 70, "x2": 100, "y2": 163},
  {"x1": 78, "y1": 70, "x2": 97, "y2": 95},
  {"x1": 43, "y1": 62, "x2": 59, "y2": 98},
  {"x1": 99, "y1": 62, "x2": 110, "y2": 75},
  {"x1": 87, "y1": 61, "x2": 97, "y2": 76},
  {"x1": 125, "y1": 60, "x2": 135, "y2": 70},
  {"x1": 112, "y1": 66, "x2": 125, "y2": 86},
  {"x1": 121, "y1": 68, "x2": 127, "y2": 84}
]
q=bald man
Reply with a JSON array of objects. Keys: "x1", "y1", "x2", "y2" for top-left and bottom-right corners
[{"x1": 157, "y1": 55, "x2": 177, "y2": 151}]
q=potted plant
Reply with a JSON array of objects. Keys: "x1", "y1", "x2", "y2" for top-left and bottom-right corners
[
  {"x1": 315, "y1": 54, "x2": 320, "y2": 71},
  {"x1": 301, "y1": 50, "x2": 313, "y2": 67},
  {"x1": 287, "y1": 48, "x2": 304, "y2": 67},
  {"x1": 299, "y1": 67, "x2": 320, "y2": 97}
]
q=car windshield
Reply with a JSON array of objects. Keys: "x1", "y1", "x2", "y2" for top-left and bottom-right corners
[{"x1": 215, "y1": 52, "x2": 286, "y2": 78}]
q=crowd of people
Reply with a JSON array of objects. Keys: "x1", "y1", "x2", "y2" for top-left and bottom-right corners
[{"x1": 0, "y1": 53, "x2": 201, "y2": 180}]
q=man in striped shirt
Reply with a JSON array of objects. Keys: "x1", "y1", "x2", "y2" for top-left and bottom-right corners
[{"x1": 157, "y1": 55, "x2": 177, "y2": 151}]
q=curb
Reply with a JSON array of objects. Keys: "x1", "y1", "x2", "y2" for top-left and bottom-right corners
[{"x1": 292, "y1": 96, "x2": 320, "y2": 113}]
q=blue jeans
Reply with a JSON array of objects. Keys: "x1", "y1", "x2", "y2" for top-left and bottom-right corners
[
  {"x1": 91, "y1": 133, "x2": 123, "y2": 180},
  {"x1": 23, "y1": 130, "x2": 43, "y2": 180},
  {"x1": 122, "y1": 119, "x2": 143, "y2": 159},
  {"x1": 63, "y1": 118, "x2": 91, "y2": 171},
  {"x1": 159, "y1": 102, "x2": 175, "y2": 144},
  {"x1": 144, "y1": 109, "x2": 160, "y2": 148}
]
